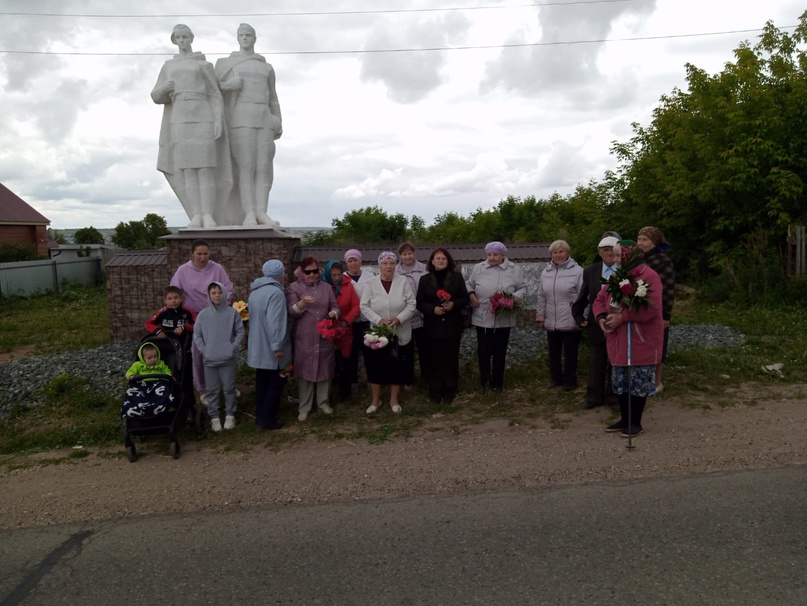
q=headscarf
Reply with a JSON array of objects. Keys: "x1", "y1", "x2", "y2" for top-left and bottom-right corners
[
  {"x1": 322, "y1": 259, "x2": 343, "y2": 296},
  {"x1": 378, "y1": 251, "x2": 397, "y2": 264},
  {"x1": 485, "y1": 241, "x2": 507, "y2": 255},
  {"x1": 638, "y1": 226, "x2": 671, "y2": 252},
  {"x1": 344, "y1": 249, "x2": 362, "y2": 263},
  {"x1": 262, "y1": 259, "x2": 284, "y2": 278}
]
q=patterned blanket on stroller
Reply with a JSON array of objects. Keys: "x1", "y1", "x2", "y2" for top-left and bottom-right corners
[{"x1": 121, "y1": 378, "x2": 175, "y2": 418}]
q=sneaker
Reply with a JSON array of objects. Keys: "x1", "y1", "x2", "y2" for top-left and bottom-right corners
[
  {"x1": 605, "y1": 421, "x2": 626, "y2": 432},
  {"x1": 298, "y1": 411, "x2": 308, "y2": 422},
  {"x1": 236, "y1": 389, "x2": 242, "y2": 397},
  {"x1": 320, "y1": 404, "x2": 334, "y2": 415},
  {"x1": 391, "y1": 403, "x2": 402, "y2": 414},
  {"x1": 224, "y1": 415, "x2": 236, "y2": 430},
  {"x1": 366, "y1": 404, "x2": 379, "y2": 414},
  {"x1": 210, "y1": 418, "x2": 222, "y2": 432},
  {"x1": 621, "y1": 425, "x2": 643, "y2": 438}
]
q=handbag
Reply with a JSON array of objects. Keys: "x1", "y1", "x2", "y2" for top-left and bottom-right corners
[{"x1": 461, "y1": 303, "x2": 473, "y2": 329}]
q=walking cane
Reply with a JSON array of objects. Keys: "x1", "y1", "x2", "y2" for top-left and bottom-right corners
[{"x1": 626, "y1": 321, "x2": 636, "y2": 450}]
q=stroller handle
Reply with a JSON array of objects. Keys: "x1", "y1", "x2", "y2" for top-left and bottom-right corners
[{"x1": 129, "y1": 374, "x2": 174, "y2": 382}]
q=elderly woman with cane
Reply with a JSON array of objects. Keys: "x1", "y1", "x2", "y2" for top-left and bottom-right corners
[{"x1": 593, "y1": 243, "x2": 664, "y2": 438}]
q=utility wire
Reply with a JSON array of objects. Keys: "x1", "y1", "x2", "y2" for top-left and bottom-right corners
[
  {"x1": 0, "y1": 0, "x2": 632, "y2": 19},
  {"x1": 0, "y1": 26, "x2": 791, "y2": 57}
]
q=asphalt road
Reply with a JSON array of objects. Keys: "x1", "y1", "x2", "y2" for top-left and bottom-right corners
[{"x1": 1, "y1": 466, "x2": 805, "y2": 605}]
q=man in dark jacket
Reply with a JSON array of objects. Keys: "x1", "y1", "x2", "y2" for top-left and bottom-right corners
[{"x1": 572, "y1": 236, "x2": 620, "y2": 410}]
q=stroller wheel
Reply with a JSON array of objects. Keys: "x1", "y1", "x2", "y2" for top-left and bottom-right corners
[
  {"x1": 126, "y1": 443, "x2": 137, "y2": 463},
  {"x1": 170, "y1": 440, "x2": 180, "y2": 459}
]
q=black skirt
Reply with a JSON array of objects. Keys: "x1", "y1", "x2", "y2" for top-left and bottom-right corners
[{"x1": 363, "y1": 338, "x2": 414, "y2": 386}]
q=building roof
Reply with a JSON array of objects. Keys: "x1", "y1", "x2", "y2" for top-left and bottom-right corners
[
  {"x1": 106, "y1": 250, "x2": 167, "y2": 267},
  {"x1": 0, "y1": 183, "x2": 50, "y2": 225},
  {"x1": 296, "y1": 243, "x2": 551, "y2": 264}
]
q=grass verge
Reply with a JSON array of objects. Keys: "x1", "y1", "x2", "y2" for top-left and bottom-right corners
[{"x1": 1, "y1": 288, "x2": 804, "y2": 462}]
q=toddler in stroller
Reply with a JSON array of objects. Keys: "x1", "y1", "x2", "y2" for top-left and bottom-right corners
[{"x1": 121, "y1": 337, "x2": 203, "y2": 461}]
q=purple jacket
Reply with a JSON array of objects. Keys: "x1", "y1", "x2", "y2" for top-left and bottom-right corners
[
  {"x1": 286, "y1": 277, "x2": 340, "y2": 382},
  {"x1": 170, "y1": 260, "x2": 234, "y2": 314}
]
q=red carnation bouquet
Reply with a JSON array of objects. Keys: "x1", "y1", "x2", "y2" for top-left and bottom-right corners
[
  {"x1": 489, "y1": 291, "x2": 519, "y2": 315},
  {"x1": 437, "y1": 289, "x2": 451, "y2": 303},
  {"x1": 316, "y1": 317, "x2": 346, "y2": 340}
]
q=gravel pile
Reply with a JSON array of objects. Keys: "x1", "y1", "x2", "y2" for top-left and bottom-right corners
[{"x1": 0, "y1": 325, "x2": 744, "y2": 422}]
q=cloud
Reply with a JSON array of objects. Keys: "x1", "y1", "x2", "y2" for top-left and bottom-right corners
[
  {"x1": 482, "y1": 0, "x2": 657, "y2": 98},
  {"x1": 359, "y1": 12, "x2": 471, "y2": 103},
  {"x1": 333, "y1": 167, "x2": 404, "y2": 198}
]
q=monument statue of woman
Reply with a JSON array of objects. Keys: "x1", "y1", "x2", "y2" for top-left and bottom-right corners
[
  {"x1": 152, "y1": 24, "x2": 232, "y2": 229},
  {"x1": 215, "y1": 23, "x2": 283, "y2": 228}
]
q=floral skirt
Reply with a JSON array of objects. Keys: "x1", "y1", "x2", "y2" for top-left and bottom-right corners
[{"x1": 611, "y1": 365, "x2": 656, "y2": 397}]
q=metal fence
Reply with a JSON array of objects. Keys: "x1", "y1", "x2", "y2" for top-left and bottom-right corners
[
  {"x1": 0, "y1": 258, "x2": 104, "y2": 297},
  {"x1": 788, "y1": 225, "x2": 806, "y2": 277}
]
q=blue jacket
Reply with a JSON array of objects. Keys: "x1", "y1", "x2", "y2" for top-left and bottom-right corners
[
  {"x1": 246, "y1": 276, "x2": 292, "y2": 370},
  {"x1": 193, "y1": 281, "x2": 245, "y2": 368}
]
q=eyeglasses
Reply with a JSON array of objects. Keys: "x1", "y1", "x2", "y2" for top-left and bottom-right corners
[{"x1": 303, "y1": 269, "x2": 319, "y2": 275}]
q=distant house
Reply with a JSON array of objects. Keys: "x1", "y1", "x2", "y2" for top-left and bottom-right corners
[{"x1": 0, "y1": 183, "x2": 51, "y2": 257}]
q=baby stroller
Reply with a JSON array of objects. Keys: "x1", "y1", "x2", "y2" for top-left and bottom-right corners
[{"x1": 121, "y1": 335, "x2": 205, "y2": 462}]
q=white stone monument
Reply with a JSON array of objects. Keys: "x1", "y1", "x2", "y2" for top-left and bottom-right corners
[
  {"x1": 215, "y1": 23, "x2": 283, "y2": 229},
  {"x1": 151, "y1": 24, "x2": 233, "y2": 228}
]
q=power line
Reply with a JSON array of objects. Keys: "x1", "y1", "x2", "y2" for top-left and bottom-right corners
[
  {"x1": 0, "y1": 0, "x2": 632, "y2": 19},
  {"x1": 0, "y1": 26, "x2": 791, "y2": 57}
]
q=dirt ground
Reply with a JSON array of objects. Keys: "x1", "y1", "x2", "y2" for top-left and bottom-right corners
[{"x1": 1, "y1": 382, "x2": 805, "y2": 530}]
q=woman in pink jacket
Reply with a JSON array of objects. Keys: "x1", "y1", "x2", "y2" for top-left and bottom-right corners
[{"x1": 593, "y1": 258, "x2": 663, "y2": 438}]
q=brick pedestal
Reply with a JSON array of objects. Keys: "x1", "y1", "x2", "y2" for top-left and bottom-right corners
[
  {"x1": 106, "y1": 228, "x2": 299, "y2": 342},
  {"x1": 164, "y1": 228, "x2": 299, "y2": 302}
]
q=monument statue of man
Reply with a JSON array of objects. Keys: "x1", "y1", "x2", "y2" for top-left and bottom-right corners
[
  {"x1": 215, "y1": 23, "x2": 283, "y2": 228},
  {"x1": 151, "y1": 24, "x2": 231, "y2": 229}
]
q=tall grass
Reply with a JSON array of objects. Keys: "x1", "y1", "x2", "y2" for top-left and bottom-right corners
[{"x1": 0, "y1": 286, "x2": 109, "y2": 354}]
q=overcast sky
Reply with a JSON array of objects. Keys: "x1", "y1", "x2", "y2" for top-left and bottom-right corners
[{"x1": 0, "y1": 0, "x2": 802, "y2": 229}]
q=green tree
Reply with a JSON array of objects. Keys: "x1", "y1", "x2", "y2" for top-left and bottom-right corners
[
  {"x1": 330, "y1": 206, "x2": 409, "y2": 245},
  {"x1": 302, "y1": 229, "x2": 335, "y2": 245},
  {"x1": 50, "y1": 230, "x2": 68, "y2": 245},
  {"x1": 73, "y1": 226, "x2": 105, "y2": 245},
  {"x1": 611, "y1": 14, "x2": 807, "y2": 278},
  {"x1": 111, "y1": 213, "x2": 171, "y2": 250}
]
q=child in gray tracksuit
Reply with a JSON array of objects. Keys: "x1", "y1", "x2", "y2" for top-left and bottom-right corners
[{"x1": 193, "y1": 281, "x2": 245, "y2": 432}]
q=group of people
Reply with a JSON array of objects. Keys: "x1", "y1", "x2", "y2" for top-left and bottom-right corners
[
  {"x1": 543, "y1": 229, "x2": 675, "y2": 437},
  {"x1": 141, "y1": 228, "x2": 674, "y2": 438}
]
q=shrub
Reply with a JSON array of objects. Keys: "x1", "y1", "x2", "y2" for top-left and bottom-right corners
[{"x1": 0, "y1": 243, "x2": 39, "y2": 263}]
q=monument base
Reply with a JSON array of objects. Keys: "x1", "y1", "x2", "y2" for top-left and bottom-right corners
[
  {"x1": 164, "y1": 229, "x2": 300, "y2": 303},
  {"x1": 107, "y1": 229, "x2": 301, "y2": 342}
]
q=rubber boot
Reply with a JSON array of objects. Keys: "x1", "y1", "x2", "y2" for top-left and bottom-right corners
[{"x1": 630, "y1": 396, "x2": 646, "y2": 429}]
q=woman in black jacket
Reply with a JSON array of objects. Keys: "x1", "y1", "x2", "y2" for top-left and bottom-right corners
[{"x1": 416, "y1": 248, "x2": 469, "y2": 404}]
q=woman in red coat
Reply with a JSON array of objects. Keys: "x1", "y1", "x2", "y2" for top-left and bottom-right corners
[
  {"x1": 593, "y1": 252, "x2": 664, "y2": 438},
  {"x1": 322, "y1": 260, "x2": 361, "y2": 400}
]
